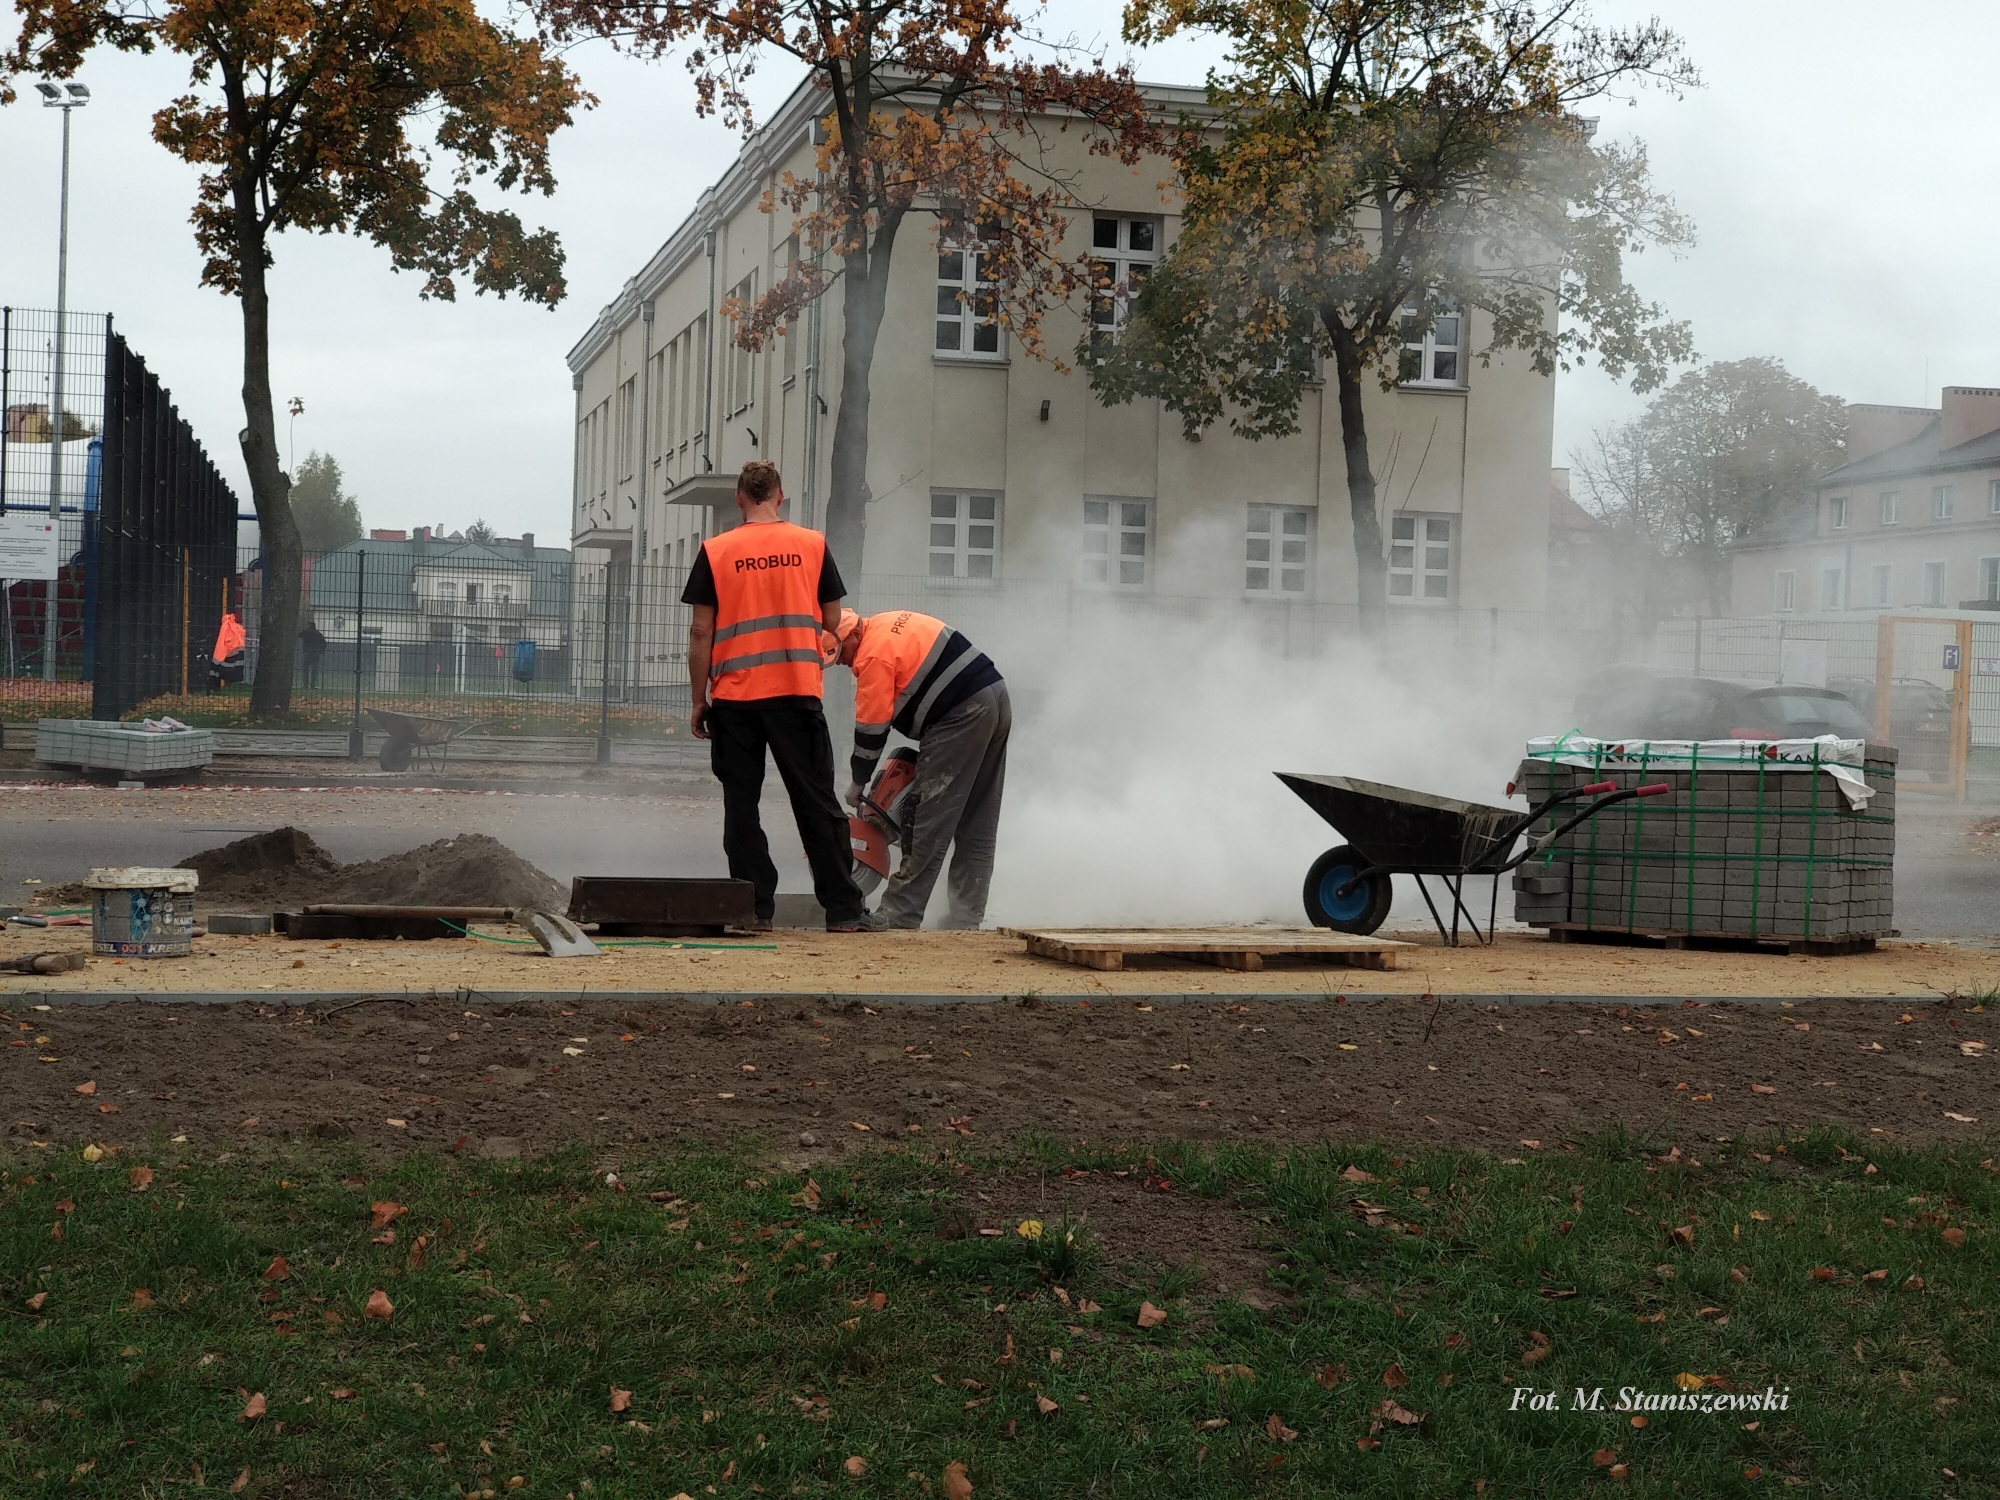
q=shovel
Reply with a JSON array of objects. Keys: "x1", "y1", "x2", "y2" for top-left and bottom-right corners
[{"x1": 301, "y1": 905, "x2": 600, "y2": 957}]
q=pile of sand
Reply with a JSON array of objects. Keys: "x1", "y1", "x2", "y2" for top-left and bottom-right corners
[{"x1": 177, "y1": 827, "x2": 566, "y2": 913}]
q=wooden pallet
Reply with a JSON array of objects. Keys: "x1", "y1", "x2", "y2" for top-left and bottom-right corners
[
  {"x1": 1539, "y1": 923, "x2": 1883, "y2": 957},
  {"x1": 1007, "y1": 926, "x2": 1409, "y2": 972}
]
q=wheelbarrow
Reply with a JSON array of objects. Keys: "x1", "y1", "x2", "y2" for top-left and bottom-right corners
[
  {"x1": 366, "y1": 708, "x2": 496, "y2": 773},
  {"x1": 1276, "y1": 772, "x2": 1670, "y2": 946}
]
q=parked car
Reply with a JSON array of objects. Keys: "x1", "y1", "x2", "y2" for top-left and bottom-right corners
[
  {"x1": 1572, "y1": 666, "x2": 1876, "y2": 742},
  {"x1": 1826, "y1": 676, "x2": 1954, "y2": 738}
]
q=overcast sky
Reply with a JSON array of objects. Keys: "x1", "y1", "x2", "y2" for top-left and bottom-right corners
[{"x1": 3, "y1": 0, "x2": 1997, "y2": 539}]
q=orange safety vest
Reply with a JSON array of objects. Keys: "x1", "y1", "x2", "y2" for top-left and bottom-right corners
[
  {"x1": 851, "y1": 610, "x2": 948, "y2": 735},
  {"x1": 213, "y1": 612, "x2": 246, "y2": 660},
  {"x1": 703, "y1": 520, "x2": 830, "y2": 701}
]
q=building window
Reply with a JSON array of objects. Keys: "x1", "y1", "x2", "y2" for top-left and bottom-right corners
[
  {"x1": 1871, "y1": 563, "x2": 1892, "y2": 607},
  {"x1": 928, "y1": 491, "x2": 1001, "y2": 580},
  {"x1": 1934, "y1": 484, "x2": 1955, "y2": 521},
  {"x1": 936, "y1": 248, "x2": 1001, "y2": 357},
  {"x1": 1821, "y1": 567, "x2": 1843, "y2": 611},
  {"x1": 1082, "y1": 496, "x2": 1152, "y2": 587},
  {"x1": 1389, "y1": 514, "x2": 1453, "y2": 601},
  {"x1": 1829, "y1": 495, "x2": 1849, "y2": 529},
  {"x1": 1991, "y1": 479, "x2": 2000, "y2": 515},
  {"x1": 1981, "y1": 557, "x2": 2000, "y2": 602},
  {"x1": 1774, "y1": 570, "x2": 1796, "y2": 613},
  {"x1": 726, "y1": 273, "x2": 757, "y2": 415},
  {"x1": 781, "y1": 237, "x2": 801, "y2": 385},
  {"x1": 1088, "y1": 216, "x2": 1159, "y2": 344},
  {"x1": 1246, "y1": 505, "x2": 1312, "y2": 594},
  {"x1": 1922, "y1": 562, "x2": 1946, "y2": 607},
  {"x1": 1879, "y1": 491, "x2": 1899, "y2": 525},
  {"x1": 1398, "y1": 303, "x2": 1463, "y2": 387}
]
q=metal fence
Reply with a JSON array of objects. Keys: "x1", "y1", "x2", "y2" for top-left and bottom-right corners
[{"x1": 1, "y1": 306, "x2": 110, "y2": 681}]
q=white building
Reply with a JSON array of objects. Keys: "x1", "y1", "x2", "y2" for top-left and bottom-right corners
[{"x1": 564, "y1": 76, "x2": 1564, "y2": 697}]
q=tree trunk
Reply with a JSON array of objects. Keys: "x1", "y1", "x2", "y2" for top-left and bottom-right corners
[
  {"x1": 236, "y1": 211, "x2": 301, "y2": 717},
  {"x1": 1326, "y1": 317, "x2": 1388, "y2": 635},
  {"x1": 822, "y1": 213, "x2": 903, "y2": 583}
]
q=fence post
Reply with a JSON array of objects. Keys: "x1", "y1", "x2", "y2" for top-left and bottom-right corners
[
  {"x1": 1951, "y1": 617, "x2": 1973, "y2": 803},
  {"x1": 1872, "y1": 614, "x2": 1894, "y2": 746},
  {"x1": 179, "y1": 547, "x2": 190, "y2": 695},
  {"x1": 348, "y1": 548, "x2": 365, "y2": 760},
  {"x1": 597, "y1": 574, "x2": 613, "y2": 765}
]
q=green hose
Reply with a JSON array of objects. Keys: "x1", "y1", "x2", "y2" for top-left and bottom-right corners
[{"x1": 436, "y1": 919, "x2": 775, "y2": 951}]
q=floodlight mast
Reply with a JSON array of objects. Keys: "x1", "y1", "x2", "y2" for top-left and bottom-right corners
[{"x1": 38, "y1": 79, "x2": 89, "y2": 681}]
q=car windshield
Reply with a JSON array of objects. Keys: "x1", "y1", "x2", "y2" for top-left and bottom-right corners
[{"x1": 1750, "y1": 692, "x2": 1873, "y2": 737}]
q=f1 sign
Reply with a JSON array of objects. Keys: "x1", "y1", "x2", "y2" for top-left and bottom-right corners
[
  {"x1": 0, "y1": 513, "x2": 61, "y2": 581},
  {"x1": 1942, "y1": 643, "x2": 1961, "y2": 672}
]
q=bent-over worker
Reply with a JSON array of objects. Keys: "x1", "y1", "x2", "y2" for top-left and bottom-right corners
[
  {"x1": 833, "y1": 608, "x2": 1009, "y2": 929},
  {"x1": 683, "y1": 461, "x2": 867, "y2": 931}
]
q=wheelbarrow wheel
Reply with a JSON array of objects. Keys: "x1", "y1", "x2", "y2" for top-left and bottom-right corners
[
  {"x1": 1303, "y1": 845, "x2": 1393, "y2": 935},
  {"x1": 378, "y1": 737, "x2": 414, "y2": 773}
]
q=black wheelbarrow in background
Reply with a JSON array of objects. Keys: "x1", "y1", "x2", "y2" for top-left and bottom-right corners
[{"x1": 1276, "y1": 772, "x2": 1669, "y2": 945}]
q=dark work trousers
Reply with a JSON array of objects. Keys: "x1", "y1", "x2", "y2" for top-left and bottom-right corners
[
  {"x1": 708, "y1": 698, "x2": 865, "y2": 923},
  {"x1": 876, "y1": 681, "x2": 1011, "y2": 929}
]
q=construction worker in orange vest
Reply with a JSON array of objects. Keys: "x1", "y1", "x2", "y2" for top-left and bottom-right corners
[
  {"x1": 831, "y1": 607, "x2": 1009, "y2": 929},
  {"x1": 682, "y1": 461, "x2": 867, "y2": 931}
]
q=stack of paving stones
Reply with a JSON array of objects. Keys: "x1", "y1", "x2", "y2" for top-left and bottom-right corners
[{"x1": 1510, "y1": 746, "x2": 1896, "y2": 946}]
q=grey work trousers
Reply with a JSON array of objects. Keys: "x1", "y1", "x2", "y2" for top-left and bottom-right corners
[{"x1": 876, "y1": 681, "x2": 1011, "y2": 929}]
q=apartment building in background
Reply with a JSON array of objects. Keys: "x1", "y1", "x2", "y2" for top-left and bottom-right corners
[
  {"x1": 565, "y1": 75, "x2": 1565, "y2": 695},
  {"x1": 1731, "y1": 387, "x2": 2000, "y2": 617}
]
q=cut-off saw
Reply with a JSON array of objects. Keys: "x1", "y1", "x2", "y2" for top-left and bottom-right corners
[{"x1": 849, "y1": 747, "x2": 919, "y2": 896}]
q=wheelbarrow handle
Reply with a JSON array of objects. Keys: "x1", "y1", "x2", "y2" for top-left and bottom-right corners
[{"x1": 1496, "y1": 781, "x2": 1676, "y2": 874}]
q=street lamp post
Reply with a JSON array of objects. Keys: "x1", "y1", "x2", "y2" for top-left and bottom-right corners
[{"x1": 35, "y1": 79, "x2": 90, "y2": 683}]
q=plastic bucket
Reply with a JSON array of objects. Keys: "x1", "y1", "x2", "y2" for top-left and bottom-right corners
[{"x1": 87, "y1": 867, "x2": 199, "y2": 958}]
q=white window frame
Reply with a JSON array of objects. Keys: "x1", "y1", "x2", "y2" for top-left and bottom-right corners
[
  {"x1": 725, "y1": 274, "x2": 757, "y2": 416},
  {"x1": 1820, "y1": 566, "x2": 1843, "y2": 612},
  {"x1": 1245, "y1": 505, "x2": 1313, "y2": 596},
  {"x1": 1879, "y1": 490, "x2": 1899, "y2": 526},
  {"x1": 1087, "y1": 215, "x2": 1160, "y2": 344},
  {"x1": 1774, "y1": 569, "x2": 1796, "y2": 614},
  {"x1": 1933, "y1": 484, "x2": 1955, "y2": 521},
  {"x1": 1081, "y1": 495, "x2": 1153, "y2": 589},
  {"x1": 1980, "y1": 556, "x2": 2000, "y2": 603},
  {"x1": 935, "y1": 246, "x2": 1003, "y2": 359},
  {"x1": 1990, "y1": 478, "x2": 2000, "y2": 516},
  {"x1": 1398, "y1": 303, "x2": 1465, "y2": 388},
  {"x1": 1828, "y1": 495, "x2": 1849, "y2": 530},
  {"x1": 1389, "y1": 513, "x2": 1455, "y2": 603},
  {"x1": 927, "y1": 490, "x2": 1002, "y2": 582},
  {"x1": 1871, "y1": 563, "x2": 1892, "y2": 607},
  {"x1": 1922, "y1": 561, "x2": 1946, "y2": 607}
]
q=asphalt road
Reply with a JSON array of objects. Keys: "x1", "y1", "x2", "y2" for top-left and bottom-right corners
[{"x1": 0, "y1": 783, "x2": 1993, "y2": 941}]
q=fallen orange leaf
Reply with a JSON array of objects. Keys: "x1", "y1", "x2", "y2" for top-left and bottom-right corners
[
  {"x1": 1265, "y1": 1411, "x2": 1299, "y2": 1442},
  {"x1": 1942, "y1": 1227, "x2": 1967, "y2": 1247},
  {"x1": 363, "y1": 1289, "x2": 394, "y2": 1321},
  {"x1": 1382, "y1": 1363, "x2": 1408, "y2": 1389},
  {"x1": 129, "y1": 1165, "x2": 154, "y2": 1193},
  {"x1": 1136, "y1": 1300, "x2": 1168, "y2": 1329},
  {"x1": 1593, "y1": 1448, "x2": 1617, "y2": 1467},
  {"x1": 240, "y1": 1392, "x2": 267, "y2": 1422},
  {"x1": 74, "y1": 1081, "x2": 96, "y2": 1095},
  {"x1": 1315, "y1": 1361, "x2": 1347, "y2": 1387},
  {"x1": 26, "y1": 1291, "x2": 48, "y2": 1312},
  {"x1": 230, "y1": 1467, "x2": 251, "y2": 1494},
  {"x1": 609, "y1": 1386, "x2": 632, "y2": 1413},
  {"x1": 369, "y1": 1201, "x2": 407, "y2": 1229},
  {"x1": 263, "y1": 1256, "x2": 290, "y2": 1283},
  {"x1": 1036, "y1": 1395, "x2": 1059, "y2": 1416},
  {"x1": 131, "y1": 1288, "x2": 156, "y2": 1310},
  {"x1": 843, "y1": 1456, "x2": 867, "y2": 1476},
  {"x1": 329, "y1": 1388, "x2": 356, "y2": 1400},
  {"x1": 943, "y1": 1460, "x2": 973, "y2": 1499}
]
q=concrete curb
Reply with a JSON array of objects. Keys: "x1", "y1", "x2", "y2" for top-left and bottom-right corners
[{"x1": 0, "y1": 989, "x2": 1936, "y2": 1009}]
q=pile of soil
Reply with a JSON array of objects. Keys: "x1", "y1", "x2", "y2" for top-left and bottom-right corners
[{"x1": 174, "y1": 827, "x2": 565, "y2": 913}]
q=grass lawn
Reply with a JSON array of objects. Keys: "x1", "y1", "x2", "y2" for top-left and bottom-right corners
[{"x1": 2, "y1": 1132, "x2": 1994, "y2": 1498}]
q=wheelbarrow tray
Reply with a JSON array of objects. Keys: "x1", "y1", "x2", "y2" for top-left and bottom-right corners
[
  {"x1": 1277, "y1": 773, "x2": 1520, "y2": 875},
  {"x1": 367, "y1": 708, "x2": 465, "y2": 746}
]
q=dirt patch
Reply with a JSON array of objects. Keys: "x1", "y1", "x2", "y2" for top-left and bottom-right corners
[
  {"x1": 964, "y1": 1170, "x2": 1275, "y2": 1301},
  {"x1": 135, "y1": 826, "x2": 563, "y2": 912},
  {"x1": 6, "y1": 991, "x2": 1995, "y2": 1165}
]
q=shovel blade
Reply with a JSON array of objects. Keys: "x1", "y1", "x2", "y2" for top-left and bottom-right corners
[{"x1": 515, "y1": 908, "x2": 601, "y2": 958}]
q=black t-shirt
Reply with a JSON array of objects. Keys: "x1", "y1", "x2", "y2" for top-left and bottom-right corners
[{"x1": 680, "y1": 531, "x2": 846, "y2": 608}]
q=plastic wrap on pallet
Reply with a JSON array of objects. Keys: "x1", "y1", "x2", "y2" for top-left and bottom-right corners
[
  {"x1": 1510, "y1": 738, "x2": 1896, "y2": 946},
  {"x1": 1525, "y1": 733, "x2": 1876, "y2": 809}
]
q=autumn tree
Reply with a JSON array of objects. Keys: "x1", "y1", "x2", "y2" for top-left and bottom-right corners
[
  {"x1": 542, "y1": 0, "x2": 1159, "y2": 570},
  {"x1": 1088, "y1": 0, "x2": 1697, "y2": 632},
  {"x1": 291, "y1": 450, "x2": 363, "y2": 554},
  {"x1": 5, "y1": 0, "x2": 583, "y2": 714},
  {"x1": 1572, "y1": 356, "x2": 1848, "y2": 618}
]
